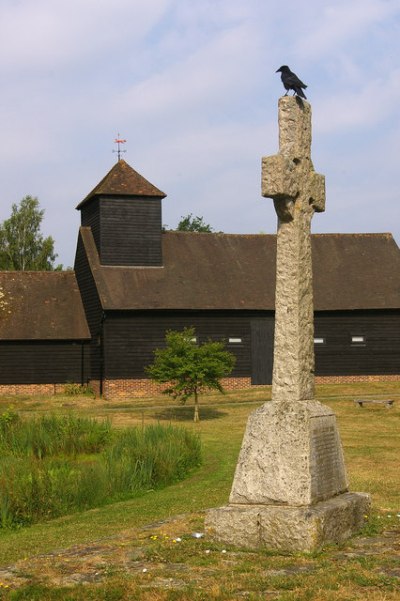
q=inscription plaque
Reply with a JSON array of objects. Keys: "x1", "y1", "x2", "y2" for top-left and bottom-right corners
[{"x1": 310, "y1": 415, "x2": 348, "y2": 502}]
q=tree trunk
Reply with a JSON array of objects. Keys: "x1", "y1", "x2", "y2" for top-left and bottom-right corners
[{"x1": 193, "y1": 390, "x2": 200, "y2": 422}]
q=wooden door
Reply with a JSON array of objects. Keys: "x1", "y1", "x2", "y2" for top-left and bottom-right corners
[{"x1": 251, "y1": 319, "x2": 274, "y2": 385}]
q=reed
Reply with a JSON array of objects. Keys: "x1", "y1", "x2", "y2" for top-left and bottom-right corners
[
  {"x1": 0, "y1": 414, "x2": 201, "y2": 528},
  {"x1": 0, "y1": 412, "x2": 111, "y2": 458}
]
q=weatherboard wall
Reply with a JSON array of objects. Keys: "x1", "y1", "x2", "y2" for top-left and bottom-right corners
[
  {"x1": 314, "y1": 310, "x2": 400, "y2": 376},
  {"x1": 0, "y1": 341, "x2": 89, "y2": 385},
  {"x1": 1, "y1": 309, "x2": 399, "y2": 391},
  {"x1": 74, "y1": 232, "x2": 104, "y2": 380},
  {"x1": 80, "y1": 198, "x2": 100, "y2": 251},
  {"x1": 80, "y1": 196, "x2": 163, "y2": 266},
  {"x1": 101, "y1": 311, "x2": 275, "y2": 384},
  {"x1": 96, "y1": 309, "x2": 400, "y2": 389}
]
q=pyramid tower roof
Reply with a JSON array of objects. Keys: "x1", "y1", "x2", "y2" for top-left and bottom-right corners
[{"x1": 76, "y1": 159, "x2": 166, "y2": 209}]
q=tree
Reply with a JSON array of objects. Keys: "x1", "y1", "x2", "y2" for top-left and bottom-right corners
[
  {"x1": 0, "y1": 196, "x2": 58, "y2": 270},
  {"x1": 176, "y1": 214, "x2": 214, "y2": 233},
  {"x1": 146, "y1": 327, "x2": 235, "y2": 422}
]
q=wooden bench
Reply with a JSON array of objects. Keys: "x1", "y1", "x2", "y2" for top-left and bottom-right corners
[{"x1": 354, "y1": 399, "x2": 394, "y2": 408}]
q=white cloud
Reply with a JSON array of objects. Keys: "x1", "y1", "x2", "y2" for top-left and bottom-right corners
[
  {"x1": 143, "y1": 118, "x2": 275, "y2": 184},
  {"x1": 1, "y1": 0, "x2": 400, "y2": 265},
  {"x1": 314, "y1": 68, "x2": 400, "y2": 133},
  {"x1": 115, "y1": 18, "x2": 262, "y2": 122},
  {"x1": 0, "y1": 0, "x2": 170, "y2": 71},
  {"x1": 297, "y1": 0, "x2": 400, "y2": 60}
]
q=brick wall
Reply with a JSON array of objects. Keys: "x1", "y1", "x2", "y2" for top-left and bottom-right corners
[
  {"x1": 103, "y1": 379, "x2": 164, "y2": 399},
  {"x1": 315, "y1": 374, "x2": 400, "y2": 384},
  {"x1": 0, "y1": 383, "x2": 67, "y2": 397},
  {"x1": 1, "y1": 374, "x2": 400, "y2": 400},
  {"x1": 220, "y1": 377, "x2": 253, "y2": 390},
  {"x1": 102, "y1": 377, "x2": 254, "y2": 400},
  {"x1": 103, "y1": 375, "x2": 400, "y2": 400}
]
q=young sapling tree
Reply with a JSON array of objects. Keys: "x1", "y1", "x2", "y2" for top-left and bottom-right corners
[{"x1": 146, "y1": 327, "x2": 235, "y2": 422}]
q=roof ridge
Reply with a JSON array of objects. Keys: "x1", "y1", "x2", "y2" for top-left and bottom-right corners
[
  {"x1": 312, "y1": 232, "x2": 393, "y2": 238},
  {"x1": 0, "y1": 270, "x2": 73, "y2": 275},
  {"x1": 164, "y1": 231, "x2": 275, "y2": 237},
  {"x1": 164, "y1": 231, "x2": 394, "y2": 239}
]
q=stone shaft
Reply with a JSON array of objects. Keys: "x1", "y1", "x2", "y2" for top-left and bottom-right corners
[
  {"x1": 262, "y1": 97, "x2": 325, "y2": 402},
  {"x1": 273, "y1": 208, "x2": 315, "y2": 401}
]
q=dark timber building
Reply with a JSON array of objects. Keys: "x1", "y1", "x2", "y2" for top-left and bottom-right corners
[{"x1": 1, "y1": 159, "x2": 400, "y2": 398}]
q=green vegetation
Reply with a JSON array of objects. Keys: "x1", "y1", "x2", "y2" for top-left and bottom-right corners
[
  {"x1": 176, "y1": 213, "x2": 214, "y2": 232},
  {"x1": 0, "y1": 383, "x2": 399, "y2": 599},
  {"x1": 63, "y1": 382, "x2": 95, "y2": 397},
  {"x1": 0, "y1": 411, "x2": 110, "y2": 458},
  {"x1": 0, "y1": 196, "x2": 60, "y2": 271},
  {"x1": 146, "y1": 327, "x2": 235, "y2": 421},
  {"x1": 0, "y1": 413, "x2": 201, "y2": 529}
]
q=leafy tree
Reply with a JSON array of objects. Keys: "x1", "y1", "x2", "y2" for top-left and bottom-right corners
[
  {"x1": 146, "y1": 327, "x2": 235, "y2": 422},
  {"x1": 0, "y1": 196, "x2": 58, "y2": 270},
  {"x1": 176, "y1": 214, "x2": 214, "y2": 233}
]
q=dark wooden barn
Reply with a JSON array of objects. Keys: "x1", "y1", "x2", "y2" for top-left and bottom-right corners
[
  {"x1": 2, "y1": 158, "x2": 400, "y2": 398},
  {"x1": 72, "y1": 160, "x2": 400, "y2": 398},
  {"x1": 0, "y1": 271, "x2": 90, "y2": 395}
]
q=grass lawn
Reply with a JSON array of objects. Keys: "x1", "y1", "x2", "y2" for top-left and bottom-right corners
[{"x1": 0, "y1": 382, "x2": 399, "y2": 600}]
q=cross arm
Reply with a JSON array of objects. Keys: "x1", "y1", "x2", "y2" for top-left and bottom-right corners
[
  {"x1": 307, "y1": 172, "x2": 326, "y2": 213},
  {"x1": 261, "y1": 154, "x2": 300, "y2": 222},
  {"x1": 261, "y1": 155, "x2": 299, "y2": 201}
]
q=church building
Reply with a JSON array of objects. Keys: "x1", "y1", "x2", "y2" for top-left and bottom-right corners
[{"x1": 1, "y1": 159, "x2": 400, "y2": 398}]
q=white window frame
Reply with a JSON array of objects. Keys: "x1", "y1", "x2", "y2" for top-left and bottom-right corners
[{"x1": 351, "y1": 335, "x2": 366, "y2": 345}]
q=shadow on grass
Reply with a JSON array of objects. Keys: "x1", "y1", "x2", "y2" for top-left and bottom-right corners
[{"x1": 153, "y1": 405, "x2": 228, "y2": 421}]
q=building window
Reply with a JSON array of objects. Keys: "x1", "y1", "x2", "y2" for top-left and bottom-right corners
[
  {"x1": 229, "y1": 337, "x2": 242, "y2": 344},
  {"x1": 351, "y1": 335, "x2": 366, "y2": 346},
  {"x1": 314, "y1": 337, "x2": 325, "y2": 345}
]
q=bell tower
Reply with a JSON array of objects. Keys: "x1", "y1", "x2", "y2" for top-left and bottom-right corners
[{"x1": 76, "y1": 159, "x2": 166, "y2": 266}]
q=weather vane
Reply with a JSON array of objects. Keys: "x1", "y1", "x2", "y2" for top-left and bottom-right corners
[{"x1": 113, "y1": 134, "x2": 127, "y2": 161}]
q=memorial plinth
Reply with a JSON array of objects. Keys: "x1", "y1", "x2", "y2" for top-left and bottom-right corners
[{"x1": 205, "y1": 97, "x2": 370, "y2": 552}]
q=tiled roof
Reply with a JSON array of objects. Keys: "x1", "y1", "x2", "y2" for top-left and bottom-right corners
[
  {"x1": 76, "y1": 159, "x2": 166, "y2": 210},
  {"x1": 79, "y1": 229, "x2": 400, "y2": 311},
  {"x1": 0, "y1": 271, "x2": 91, "y2": 340}
]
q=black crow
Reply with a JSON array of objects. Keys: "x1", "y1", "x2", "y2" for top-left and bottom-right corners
[{"x1": 276, "y1": 66, "x2": 307, "y2": 99}]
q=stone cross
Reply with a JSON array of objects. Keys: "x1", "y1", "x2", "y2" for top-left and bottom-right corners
[
  {"x1": 262, "y1": 96, "x2": 325, "y2": 402},
  {"x1": 205, "y1": 96, "x2": 370, "y2": 552}
]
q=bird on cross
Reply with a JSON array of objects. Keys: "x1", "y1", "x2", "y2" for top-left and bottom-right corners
[{"x1": 276, "y1": 66, "x2": 307, "y2": 99}]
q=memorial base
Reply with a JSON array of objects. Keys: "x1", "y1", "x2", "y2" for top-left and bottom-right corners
[{"x1": 205, "y1": 492, "x2": 371, "y2": 552}]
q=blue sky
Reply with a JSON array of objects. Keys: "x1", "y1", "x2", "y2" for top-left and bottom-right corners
[{"x1": 1, "y1": 0, "x2": 400, "y2": 266}]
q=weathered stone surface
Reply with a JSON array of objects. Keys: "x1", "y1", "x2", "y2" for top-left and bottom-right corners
[
  {"x1": 308, "y1": 171, "x2": 326, "y2": 213},
  {"x1": 262, "y1": 98, "x2": 326, "y2": 403},
  {"x1": 205, "y1": 96, "x2": 370, "y2": 552},
  {"x1": 261, "y1": 155, "x2": 298, "y2": 201},
  {"x1": 278, "y1": 97, "x2": 312, "y2": 159},
  {"x1": 205, "y1": 492, "x2": 371, "y2": 552},
  {"x1": 229, "y1": 400, "x2": 348, "y2": 506},
  {"x1": 272, "y1": 208, "x2": 315, "y2": 402}
]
